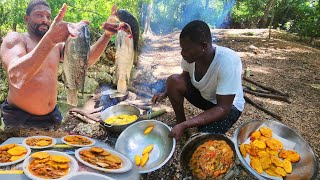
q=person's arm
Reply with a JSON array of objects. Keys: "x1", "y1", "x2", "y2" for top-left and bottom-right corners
[
  {"x1": 87, "y1": 32, "x2": 113, "y2": 66},
  {"x1": 180, "y1": 94, "x2": 235, "y2": 128},
  {"x1": 0, "y1": 32, "x2": 55, "y2": 89},
  {"x1": 0, "y1": 4, "x2": 69, "y2": 89},
  {"x1": 169, "y1": 94, "x2": 235, "y2": 140},
  {"x1": 87, "y1": 4, "x2": 119, "y2": 66}
]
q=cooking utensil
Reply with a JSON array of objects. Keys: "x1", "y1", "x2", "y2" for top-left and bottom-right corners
[
  {"x1": 233, "y1": 119, "x2": 319, "y2": 180},
  {"x1": 0, "y1": 170, "x2": 24, "y2": 174},
  {"x1": 100, "y1": 104, "x2": 141, "y2": 134},
  {"x1": 115, "y1": 120, "x2": 176, "y2": 173},
  {"x1": 180, "y1": 133, "x2": 236, "y2": 180}
]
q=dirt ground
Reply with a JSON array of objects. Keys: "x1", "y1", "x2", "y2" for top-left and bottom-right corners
[
  {"x1": 3, "y1": 29, "x2": 319, "y2": 179},
  {"x1": 135, "y1": 29, "x2": 320, "y2": 179}
]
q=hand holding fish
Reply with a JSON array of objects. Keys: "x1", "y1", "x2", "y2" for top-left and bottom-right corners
[
  {"x1": 101, "y1": 5, "x2": 132, "y2": 37},
  {"x1": 102, "y1": 5, "x2": 118, "y2": 35},
  {"x1": 46, "y1": 3, "x2": 70, "y2": 44}
]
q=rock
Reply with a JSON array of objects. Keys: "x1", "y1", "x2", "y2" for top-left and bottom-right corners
[{"x1": 72, "y1": 122, "x2": 106, "y2": 139}]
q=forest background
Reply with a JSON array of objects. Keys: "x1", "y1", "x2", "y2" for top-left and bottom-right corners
[{"x1": 0, "y1": 0, "x2": 319, "y2": 104}]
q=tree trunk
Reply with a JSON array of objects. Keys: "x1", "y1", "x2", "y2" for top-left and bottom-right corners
[
  {"x1": 268, "y1": 0, "x2": 276, "y2": 39},
  {"x1": 259, "y1": 0, "x2": 275, "y2": 28},
  {"x1": 142, "y1": 1, "x2": 153, "y2": 37},
  {"x1": 205, "y1": 0, "x2": 209, "y2": 10}
]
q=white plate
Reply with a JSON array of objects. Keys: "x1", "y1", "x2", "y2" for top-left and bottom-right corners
[
  {"x1": 68, "y1": 172, "x2": 116, "y2": 180},
  {"x1": 22, "y1": 136, "x2": 57, "y2": 149},
  {"x1": 0, "y1": 144, "x2": 31, "y2": 167},
  {"x1": 61, "y1": 135, "x2": 95, "y2": 147},
  {"x1": 75, "y1": 147, "x2": 133, "y2": 173},
  {"x1": 23, "y1": 151, "x2": 78, "y2": 180}
]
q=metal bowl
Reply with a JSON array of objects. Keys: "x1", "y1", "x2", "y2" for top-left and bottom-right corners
[
  {"x1": 100, "y1": 104, "x2": 140, "y2": 134},
  {"x1": 233, "y1": 120, "x2": 319, "y2": 180},
  {"x1": 180, "y1": 133, "x2": 236, "y2": 180},
  {"x1": 115, "y1": 120, "x2": 176, "y2": 173}
]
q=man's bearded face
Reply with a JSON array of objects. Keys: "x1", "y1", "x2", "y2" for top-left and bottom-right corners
[
  {"x1": 27, "y1": 5, "x2": 51, "y2": 37},
  {"x1": 33, "y1": 23, "x2": 50, "y2": 37}
]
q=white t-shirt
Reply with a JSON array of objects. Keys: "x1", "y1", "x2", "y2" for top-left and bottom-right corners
[{"x1": 181, "y1": 45, "x2": 245, "y2": 111}]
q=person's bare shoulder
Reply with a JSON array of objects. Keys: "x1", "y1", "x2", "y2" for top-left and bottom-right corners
[
  {"x1": 0, "y1": 32, "x2": 26, "y2": 68},
  {"x1": 1, "y1": 31, "x2": 25, "y2": 49}
]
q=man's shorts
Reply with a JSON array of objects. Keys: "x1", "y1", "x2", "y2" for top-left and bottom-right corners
[
  {"x1": 0, "y1": 100, "x2": 63, "y2": 131},
  {"x1": 183, "y1": 76, "x2": 242, "y2": 134}
]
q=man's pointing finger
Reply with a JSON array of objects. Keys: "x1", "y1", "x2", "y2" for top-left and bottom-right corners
[{"x1": 53, "y1": 3, "x2": 67, "y2": 22}]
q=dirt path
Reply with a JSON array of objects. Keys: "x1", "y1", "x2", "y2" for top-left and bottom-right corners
[{"x1": 136, "y1": 29, "x2": 320, "y2": 179}]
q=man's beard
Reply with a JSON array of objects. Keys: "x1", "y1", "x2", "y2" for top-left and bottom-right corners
[{"x1": 34, "y1": 23, "x2": 49, "y2": 37}]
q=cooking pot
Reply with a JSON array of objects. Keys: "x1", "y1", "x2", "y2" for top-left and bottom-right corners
[
  {"x1": 100, "y1": 104, "x2": 140, "y2": 134},
  {"x1": 180, "y1": 133, "x2": 236, "y2": 180}
]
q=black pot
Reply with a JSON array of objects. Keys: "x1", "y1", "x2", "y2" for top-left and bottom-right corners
[{"x1": 180, "y1": 133, "x2": 236, "y2": 180}]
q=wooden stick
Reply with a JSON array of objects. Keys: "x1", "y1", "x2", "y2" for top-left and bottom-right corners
[
  {"x1": 244, "y1": 95, "x2": 282, "y2": 120},
  {"x1": 243, "y1": 77, "x2": 289, "y2": 97},
  {"x1": 69, "y1": 109, "x2": 101, "y2": 122},
  {"x1": 242, "y1": 84, "x2": 271, "y2": 94},
  {"x1": 244, "y1": 88, "x2": 292, "y2": 103},
  {"x1": 70, "y1": 112, "x2": 97, "y2": 124}
]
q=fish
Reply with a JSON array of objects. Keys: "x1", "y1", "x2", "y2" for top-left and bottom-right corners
[
  {"x1": 115, "y1": 29, "x2": 134, "y2": 94},
  {"x1": 63, "y1": 22, "x2": 90, "y2": 106}
]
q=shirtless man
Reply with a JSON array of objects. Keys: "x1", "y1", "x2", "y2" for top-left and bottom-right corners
[
  {"x1": 0, "y1": 0, "x2": 124, "y2": 129},
  {"x1": 152, "y1": 20, "x2": 245, "y2": 140}
]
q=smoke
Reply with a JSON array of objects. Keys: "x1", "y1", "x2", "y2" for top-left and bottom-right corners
[{"x1": 140, "y1": 0, "x2": 236, "y2": 35}]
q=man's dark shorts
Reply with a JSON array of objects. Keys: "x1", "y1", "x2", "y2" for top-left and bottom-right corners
[
  {"x1": 184, "y1": 76, "x2": 242, "y2": 134},
  {"x1": 0, "y1": 99, "x2": 62, "y2": 130}
]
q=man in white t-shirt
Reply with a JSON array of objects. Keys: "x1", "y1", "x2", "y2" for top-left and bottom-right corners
[{"x1": 152, "y1": 20, "x2": 245, "y2": 140}]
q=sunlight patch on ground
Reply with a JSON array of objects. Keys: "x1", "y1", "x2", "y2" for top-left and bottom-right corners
[{"x1": 250, "y1": 66, "x2": 271, "y2": 74}]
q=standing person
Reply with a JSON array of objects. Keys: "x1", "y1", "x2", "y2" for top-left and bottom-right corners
[
  {"x1": 0, "y1": 0, "x2": 127, "y2": 129},
  {"x1": 152, "y1": 20, "x2": 245, "y2": 140}
]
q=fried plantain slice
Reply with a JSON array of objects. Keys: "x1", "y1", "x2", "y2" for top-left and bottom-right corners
[
  {"x1": 275, "y1": 167, "x2": 287, "y2": 177},
  {"x1": 253, "y1": 140, "x2": 266, "y2": 149},
  {"x1": 250, "y1": 131, "x2": 261, "y2": 141},
  {"x1": 50, "y1": 155, "x2": 70, "y2": 163},
  {"x1": 105, "y1": 154, "x2": 122, "y2": 164},
  {"x1": 260, "y1": 156, "x2": 272, "y2": 170},
  {"x1": 283, "y1": 159, "x2": 292, "y2": 173},
  {"x1": 0, "y1": 144, "x2": 16, "y2": 151},
  {"x1": 90, "y1": 147, "x2": 104, "y2": 153},
  {"x1": 285, "y1": 150, "x2": 301, "y2": 163},
  {"x1": 31, "y1": 152, "x2": 50, "y2": 159},
  {"x1": 250, "y1": 158, "x2": 263, "y2": 174},
  {"x1": 271, "y1": 156, "x2": 284, "y2": 167},
  {"x1": 10, "y1": 155, "x2": 25, "y2": 162},
  {"x1": 35, "y1": 140, "x2": 51, "y2": 146},
  {"x1": 266, "y1": 138, "x2": 283, "y2": 150},
  {"x1": 259, "y1": 127, "x2": 272, "y2": 138},
  {"x1": 239, "y1": 143, "x2": 247, "y2": 157},
  {"x1": 7, "y1": 146, "x2": 27, "y2": 156}
]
